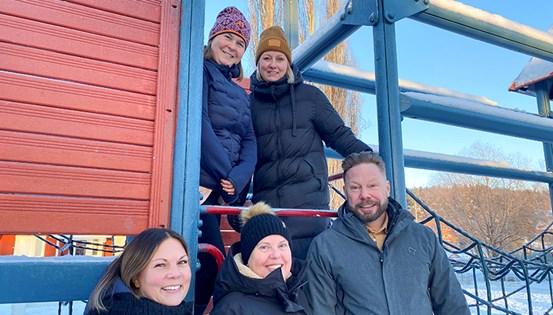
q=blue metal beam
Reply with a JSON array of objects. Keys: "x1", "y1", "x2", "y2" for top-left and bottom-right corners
[
  {"x1": 382, "y1": 0, "x2": 428, "y2": 23},
  {"x1": 171, "y1": 0, "x2": 204, "y2": 302},
  {"x1": 302, "y1": 61, "x2": 498, "y2": 106},
  {"x1": 400, "y1": 92, "x2": 553, "y2": 144},
  {"x1": 403, "y1": 149, "x2": 553, "y2": 184},
  {"x1": 412, "y1": 0, "x2": 553, "y2": 63},
  {"x1": 292, "y1": 0, "x2": 375, "y2": 71},
  {"x1": 326, "y1": 147, "x2": 553, "y2": 184},
  {"x1": 0, "y1": 256, "x2": 112, "y2": 303}
]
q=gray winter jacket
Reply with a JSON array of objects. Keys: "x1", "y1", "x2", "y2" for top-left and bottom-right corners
[{"x1": 306, "y1": 198, "x2": 470, "y2": 315}]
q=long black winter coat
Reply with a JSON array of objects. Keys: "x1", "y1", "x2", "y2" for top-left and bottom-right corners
[
  {"x1": 249, "y1": 66, "x2": 371, "y2": 247},
  {"x1": 211, "y1": 242, "x2": 312, "y2": 315}
]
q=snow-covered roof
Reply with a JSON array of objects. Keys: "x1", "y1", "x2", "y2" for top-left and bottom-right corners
[{"x1": 509, "y1": 26, "x2": 553, "y2": 97}]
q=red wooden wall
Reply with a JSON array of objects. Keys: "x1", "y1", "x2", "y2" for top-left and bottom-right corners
[{"x1": 0, "y1": 0, "x2": 182, "y2": 235}]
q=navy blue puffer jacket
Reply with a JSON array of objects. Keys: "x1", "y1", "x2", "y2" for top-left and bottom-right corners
[{"x1": 200, "y1": 60, "x2": 257, "y2": 203}]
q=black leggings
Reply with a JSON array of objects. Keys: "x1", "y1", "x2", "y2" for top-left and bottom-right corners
[
  {"x1": 194, "y1": 182, "x2": 250, "y2": 314},
  {"x1": 194, "y1": 194, "x2": 225, "y2": 313}
]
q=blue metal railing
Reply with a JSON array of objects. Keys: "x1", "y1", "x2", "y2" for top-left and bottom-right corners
[
  {"x1": 295, "y1": 0, "x2": 553, "y2": 207},
  {"x1": 408, "y1": 189, "x2": 553, "y2": 315}
]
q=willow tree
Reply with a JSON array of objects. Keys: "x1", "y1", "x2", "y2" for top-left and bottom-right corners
[{"x1": 248, "y1": 0, "x2": 364, "y2": 209}]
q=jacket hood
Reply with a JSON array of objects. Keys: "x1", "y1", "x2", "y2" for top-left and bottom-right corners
[
  {"x1": 83, "y1": 277, "x2": 133, "y2": 315},
  {"x1": 335, "y1": 197, "x2": 414, "y2": 245},
  {"x1": 111, "y1": 277, "x2": 132, "y2": 295},
  {"x1": 250, "y1": 64, "x2": 303, "y2": 136},
  {"x1": 213, "y1": 242, "x2": 308, "y2": 312}
]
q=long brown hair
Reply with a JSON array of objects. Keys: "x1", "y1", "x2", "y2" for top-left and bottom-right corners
[{"x1": 87, "y1": 228, "x2": 189, "y2": 312}]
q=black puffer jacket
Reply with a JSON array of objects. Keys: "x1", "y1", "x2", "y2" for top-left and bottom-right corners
[
  {"x1": 250, "y1": 66, "x2": 371, "y2": 240},
  {"x1": 211, "y1": 243, "x2": 312, "y2": 315}
]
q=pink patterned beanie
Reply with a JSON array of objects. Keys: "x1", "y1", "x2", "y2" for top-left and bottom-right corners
[{"x1": 209, "y1": 6, "x2": 251, "y2": 48}]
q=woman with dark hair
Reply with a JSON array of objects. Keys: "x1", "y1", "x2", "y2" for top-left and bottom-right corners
[
  {"x1": 85, "y1": 228, "x2": 192, "y2": 315},
  {"x1": 196, "y1": 6, "x2": 256, "y2": 314}
]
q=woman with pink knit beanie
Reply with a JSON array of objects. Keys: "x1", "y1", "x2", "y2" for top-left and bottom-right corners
[{"x1": 195, "y1": 6, "x2": 256, "y2": 314}]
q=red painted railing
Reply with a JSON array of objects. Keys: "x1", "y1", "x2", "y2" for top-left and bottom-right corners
[{"x1": 201, "y1": 205, "x2": 338, "y2": 218}]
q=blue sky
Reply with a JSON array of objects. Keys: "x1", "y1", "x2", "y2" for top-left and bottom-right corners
[{"x1": 204, "y1": 0, "x2": 553, "y2": 187}]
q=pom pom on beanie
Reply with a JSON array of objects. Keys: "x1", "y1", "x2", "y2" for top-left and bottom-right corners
[{"x1": 240, "y1": 202, "x2": 291, "y2": 265}]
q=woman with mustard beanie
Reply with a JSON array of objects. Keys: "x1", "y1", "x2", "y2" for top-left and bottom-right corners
[{"x1": 249, "y1": 26, "x2": 372, "y2": 260}]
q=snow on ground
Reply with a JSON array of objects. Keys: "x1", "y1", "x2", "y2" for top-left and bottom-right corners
[{"x1": 457, "y1": 271, "x2": 553, "y2": 315}]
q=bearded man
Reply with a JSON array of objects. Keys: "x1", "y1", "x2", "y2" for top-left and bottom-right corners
[{"x1": 306, "y1": 151, "x2": 470, "y2": 315}]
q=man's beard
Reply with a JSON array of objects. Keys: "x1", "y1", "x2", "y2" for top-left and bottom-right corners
[{"x1": 349, "y1": 198, "x2": 388, "y2": 225}]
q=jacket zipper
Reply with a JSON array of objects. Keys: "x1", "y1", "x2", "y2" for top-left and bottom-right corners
[{"x1": 275, "y1": 92, "x2": 283, "y2": 201}]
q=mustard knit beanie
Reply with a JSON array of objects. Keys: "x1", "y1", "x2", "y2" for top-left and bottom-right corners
[{"x1": 255, "y1": 26, "x2": 292, "y2": 65}]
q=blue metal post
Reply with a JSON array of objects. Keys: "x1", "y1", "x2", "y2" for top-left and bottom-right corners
[
  {"x1": 372, "y1": 0, "x2": 407, "y2": 207},
  {"x1": 172, "y1": 0, "x2": 205, "y2": 303},
  {"x1": 535, "y1": 81, "x2": 553, "y2": 210}
]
